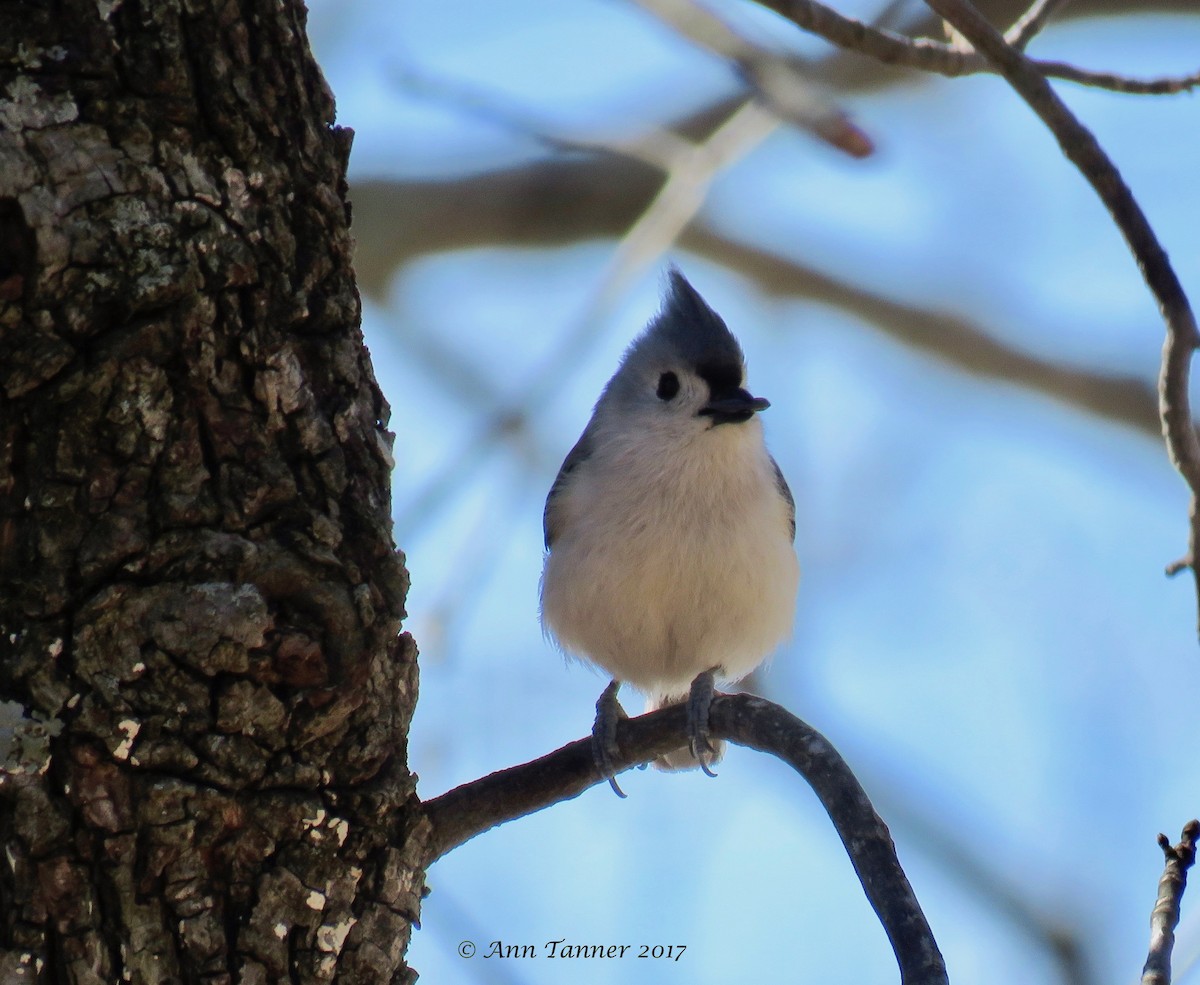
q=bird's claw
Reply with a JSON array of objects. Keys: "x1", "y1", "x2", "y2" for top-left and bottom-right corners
[
  {"x1": 592, "y1": 679, "x2": 628, "y2": 797},
  {"x1": 687, "y1": 669, "x2": 720, "y2": 778}
]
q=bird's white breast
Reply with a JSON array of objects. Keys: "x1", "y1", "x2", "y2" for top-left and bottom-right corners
[{"x1": 540, "y1": 419, "x2": 799, "y2": 704}]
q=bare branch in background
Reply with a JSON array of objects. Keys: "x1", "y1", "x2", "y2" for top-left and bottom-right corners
[
  {"x1": 628, "y1": 0, "x2": 873, "y2": 156},
  {"x1": 347, "y1": 83, "x2": 751, "y2": 294},
  {"x1": 421, "y1": 693, "x2": 948, "y2": 985},
  {"x1": 754, "y1": 0, "x2": 1200, "y2": 94},
  {"x1": 844, "y1": 742, "x2": 1097, "y2": 985},
  {"x1": 1142, "y1": 821, "x2": 1200, "y2": 985},
  {"x1": 919, "y1": 0, "x2": 1200, "y2": 621},
  {"x1": 682, "y1": 229, "x2": 1160, "y2": 437},
  {"x1": 351, "y1": 168, "x2": 1160, "y2": 446},
  {"x1": 591, "y1": 100, "x2": 779, "y2": 307}
]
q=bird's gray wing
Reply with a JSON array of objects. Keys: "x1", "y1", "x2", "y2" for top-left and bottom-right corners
[
  {"x1": 544, "y1": 425, "x2": 596, "y2": 550},
  {"x1": 770, "y1": 454, "x2": 796, "y2": 544}
]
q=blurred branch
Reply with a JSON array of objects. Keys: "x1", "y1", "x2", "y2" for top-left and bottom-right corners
[
  {"x1": 1142, "y1": 821, "x2": 1200, "y2": 985},
  {"x1": 682, "y1": 228, "x2": 1160, "y2": 436},
  {"x1": 421, "y1": 693, "x2": 949, "y2": 985},
  {"x1": 352, "y1": 170, "x2": 1161, "y2": 444},
  {"x1": 837, "y1": 734, "x2": 1097, "y2": 985},
  {"x1": 593, "y1": 100, "x2": 779, "y2": 306},
  {"x1": 922, "y1": 0, "x2": 1200, "y2": 619},
  {"x1": 896, "y1": 812, "x2": 1093, "y2": 985},
  {"x1": 628, "y1": 0, "x2": 873, "y2": 156},
  {"x1": 753, "y1": 0, "x2": 1200, "y2": 94}
]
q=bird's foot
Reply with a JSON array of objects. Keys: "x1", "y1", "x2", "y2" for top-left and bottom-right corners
[
  {"x1": 592, "y1": 679, "x2": 629, "y2": 797},
  {"x1": 686, "y1": 668, "x2": 722, "y2": 778}
]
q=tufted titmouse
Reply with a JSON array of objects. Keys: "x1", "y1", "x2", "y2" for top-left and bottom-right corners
[{"x1": 540, "y1": 269, "x2": 799, "y2": 793}]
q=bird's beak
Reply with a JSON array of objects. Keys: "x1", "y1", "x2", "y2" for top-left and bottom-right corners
[{"x1": 699, "y1": 388, "x2": 770, "y2": 426}]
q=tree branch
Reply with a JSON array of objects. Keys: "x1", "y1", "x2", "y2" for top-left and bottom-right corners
[
  {"x1": 1142, "y1": 820, "x2": 1200, "y2": 985},
  {"x1": 422, "y1": 692, "x2": 948, "y2": 985},
  {"x1": 754, "y1": 0, "x2": 1200, "y2": 95},
  {"x1": 921, "y1": 0, "x2": 1200, "y2": 630}
]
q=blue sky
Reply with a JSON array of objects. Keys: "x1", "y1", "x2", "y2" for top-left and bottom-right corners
[{"x1": 306, "y1": 3, "x2": 1200, "y2": 983}]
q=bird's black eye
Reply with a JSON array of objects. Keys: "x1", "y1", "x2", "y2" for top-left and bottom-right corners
[{"x1": 656, "y1": 371, "x2": 680, "y2": 401}]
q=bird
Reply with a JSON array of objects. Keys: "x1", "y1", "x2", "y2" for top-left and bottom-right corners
[{"x1": 540, "y1": 268, "x2": 799, "y2": 793}]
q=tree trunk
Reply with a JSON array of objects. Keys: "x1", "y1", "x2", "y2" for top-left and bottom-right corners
[{"x1": 0, "y1": 2, "x2": 422, "y2": 982}]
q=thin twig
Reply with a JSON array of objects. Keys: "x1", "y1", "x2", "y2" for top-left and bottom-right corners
[
  {"x1": 421, "y1": 692, "x2": 948, "y2": 985},
  {"x1": 1006, "y1": 0, "x2": 1075, "y2": 51},
  {"x1": 921, "y1": 0, "x2": 1200, "y2": 630},
  {"x1": 754, "y1": 0, "x2": 1200, "y2": 95},
  {"x1": 1030, "y1": 61, "x2": 1200, "y2": 97},
  {"x1": 1142, "y1": 821, "x2": 1200, "y2": 985}
]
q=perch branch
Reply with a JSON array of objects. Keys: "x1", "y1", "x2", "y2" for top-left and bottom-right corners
[
  {"x1": 422, "y1": 692, "x2": 948, "y2": 985},
  {"x1": 1142, "y1": 820, "x2": 1200, "y2": 985},
  {"x1": 922, "y1": 0, "x2": 1200, "y2": 628},
  {"x1": 753, "y1": 0, "x2": 1200, "y2": 95}
]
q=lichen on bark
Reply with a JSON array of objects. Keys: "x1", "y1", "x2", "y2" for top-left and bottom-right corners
[{"x1": 0, "y1": 1, "x2": 423, "y2": 981}]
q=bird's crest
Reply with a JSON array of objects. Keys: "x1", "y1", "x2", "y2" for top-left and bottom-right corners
[{"x1": 635, "y1": 267, "x2": 745, "y2": 377}]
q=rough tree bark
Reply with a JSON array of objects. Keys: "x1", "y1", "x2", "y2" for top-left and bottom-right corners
[{"x1": 0, "y1": 1, "x2": 422, "y2": 982}]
